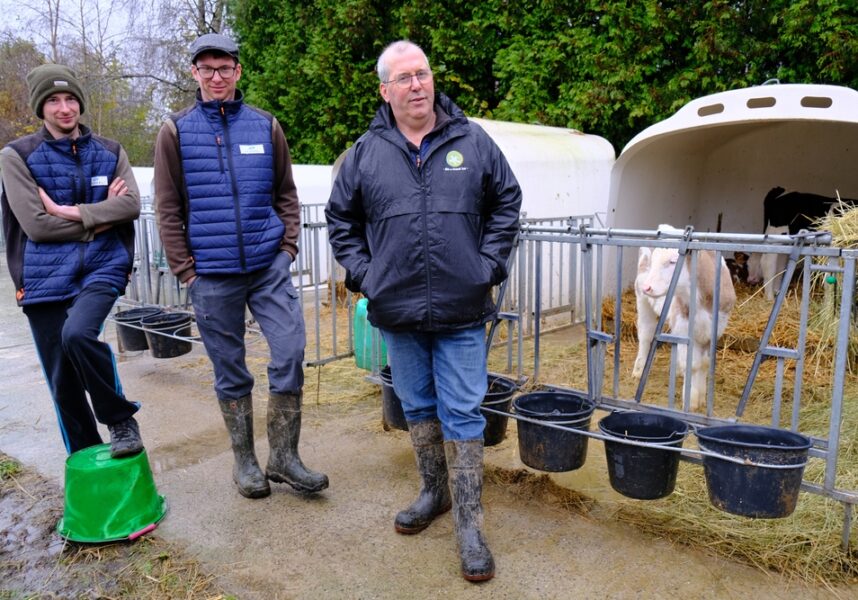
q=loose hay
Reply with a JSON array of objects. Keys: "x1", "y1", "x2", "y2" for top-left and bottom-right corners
[
  {"x1": 495, "y1": 283, "x2": 858, "y2": 585},
  {"x1": 485, "y1": 465, "x2": 595, "y2": 515}
]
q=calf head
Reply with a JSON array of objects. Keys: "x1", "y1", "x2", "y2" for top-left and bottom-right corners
[{"x1": 636, "y1": 246, "x2": 681, "y2": 299}]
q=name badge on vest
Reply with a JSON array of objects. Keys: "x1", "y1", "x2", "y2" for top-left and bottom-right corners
[
  {"x1": 239, "y1": 144, "x2": 265, "y2": 155},
  {"x1": 91, "y1": 176, "x2": 109, "y2": 187}
]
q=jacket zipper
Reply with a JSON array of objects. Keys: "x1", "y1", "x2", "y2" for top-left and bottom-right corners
[
  {"x1": 220, "y1": 104, "x2": 247, "y2": 271},
  {"x1": 72, "y1": 140, "x2": 86, "y2": 270},
  {"x1": 401, "y1": 130, "x2": 467, "y2": 329},
  {"x1": 415, "y1": 148, "x2": 433, "y2": 329}
]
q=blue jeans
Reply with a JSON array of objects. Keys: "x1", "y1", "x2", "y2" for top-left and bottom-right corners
[
  {"x1": 190, "y1": 252, "x2": 305, "y2": 400},
  {"x1": 380, "y1": 326, "x2": 487, "y2": 441}
]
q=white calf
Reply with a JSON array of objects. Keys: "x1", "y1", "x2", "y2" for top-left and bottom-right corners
[{"x1": 633, "y1": 231, "x2": 736, "y2": 410}]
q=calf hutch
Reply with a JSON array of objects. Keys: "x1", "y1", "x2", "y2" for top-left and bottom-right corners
[{"x1": 607, "y1": 82, "x2": 858, "y2": 237}]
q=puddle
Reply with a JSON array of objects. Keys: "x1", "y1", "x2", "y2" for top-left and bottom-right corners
[{"x1": 148, "y1": 425, "x2": 231, "y2": 474}]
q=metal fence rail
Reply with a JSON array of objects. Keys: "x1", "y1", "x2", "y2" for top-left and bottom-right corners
[{"x1": 123, "y1": 201, "x2": 355, "y2": 363}]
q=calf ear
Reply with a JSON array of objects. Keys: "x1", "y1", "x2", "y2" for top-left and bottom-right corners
[{"x1": 638, "y1": 247, "x2": 652, "y2": 270}]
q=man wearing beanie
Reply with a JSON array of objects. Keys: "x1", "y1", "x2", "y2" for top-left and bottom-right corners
[
  {"x1": 154, "y1": 33, "x2": 327, "y2": 499},
  {"x1": 0, "y1": 64, "x2": 144, "y2": 458}
]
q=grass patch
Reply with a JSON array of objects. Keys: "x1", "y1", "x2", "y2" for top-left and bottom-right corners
[{"x1": 0, "y1": 458, "x2": 22, "y2": 480}]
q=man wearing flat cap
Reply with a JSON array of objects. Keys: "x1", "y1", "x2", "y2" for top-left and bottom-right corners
[
  {"x1": 154, "y1": 33, "x2": 327, "y2": 499},
  {"x1": 0, "y1": 64, "x2": 144, "y2": 458}
]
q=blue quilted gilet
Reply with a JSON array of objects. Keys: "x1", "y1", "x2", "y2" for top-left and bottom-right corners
[
  {"x1": 14, "y1": 128, "x2": 132, "y2": 305},
  {"x1": 173, "y1": 93, "x2": 284, "y2": 274}
]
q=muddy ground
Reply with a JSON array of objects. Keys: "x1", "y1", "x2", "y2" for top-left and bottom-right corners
[{"x1": 0, "y1": 260, "x2": 856, "y2": 599}]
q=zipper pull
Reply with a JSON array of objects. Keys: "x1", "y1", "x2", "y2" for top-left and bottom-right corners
[
  {"x1": 216, "y1": 135, "x2": 222, "y2": 146},
  {"x1": 416, "y1": 155, "x2": 421, "y2": 168},
  {"x1": 72, "y1": 141, "x2": 77, "y2": 156}
]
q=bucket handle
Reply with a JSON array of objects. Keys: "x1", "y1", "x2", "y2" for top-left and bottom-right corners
[
  {"x1": 601, "y1": 430, "x2": 687, "y2": 443},
  {"x1": 128, "y1": 523, "x2": 158, "y2": 541},
  {"x1": 697, "y1": 443, "x2": 809, "y2": 470}
]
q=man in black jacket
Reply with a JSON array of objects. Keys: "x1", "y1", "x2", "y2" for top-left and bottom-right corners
[{"x1": 326, "y1": 40, "x2": 521, "y2": 582}]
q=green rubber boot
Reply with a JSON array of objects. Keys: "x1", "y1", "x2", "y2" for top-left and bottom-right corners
[
  {"x1": 445, "y1": 439, "x2": 495, "y2": 582},
  {"x1": 395, "y1": 419, "x2": 451, "y2": 534},
  {"x1": 265, "y1": 392, "x2": 329, "y2": 493},
  {"x1": 219, "y1": 395, "x2": 270, "y2": 499}
]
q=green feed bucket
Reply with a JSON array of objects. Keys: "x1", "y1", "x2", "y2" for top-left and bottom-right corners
[{"x1": 57, "y1": 444, "x2": 166, "y2": 543}]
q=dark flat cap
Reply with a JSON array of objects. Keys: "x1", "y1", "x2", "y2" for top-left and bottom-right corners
[{"x1": 190, "y1": 33, "x2": 239, "y2": 62}]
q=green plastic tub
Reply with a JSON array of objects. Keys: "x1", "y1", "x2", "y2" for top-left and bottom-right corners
[{"x1": 57, "y1": 444, "x2": 166, "y2": 543}]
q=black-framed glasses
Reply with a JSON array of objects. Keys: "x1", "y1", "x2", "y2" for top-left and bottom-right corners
[
  {"x1": 384, "y1": 70, "x2": 432, "y2": 88},
  {"x1": 195, "y1": 65, "x2": 237, "y2": 79}
]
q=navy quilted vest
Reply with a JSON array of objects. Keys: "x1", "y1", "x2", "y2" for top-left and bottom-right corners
[
  {"x1": 12, "y1": 128, "x2": 132, "y2": 305},
  {"x1": 173, "y1": 93, "x2": 283, "y2": 274}
]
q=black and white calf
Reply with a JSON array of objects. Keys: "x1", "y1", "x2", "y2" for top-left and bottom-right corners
[{"x1": 747, "y1": 187, "x2": 857, "y2": 300}]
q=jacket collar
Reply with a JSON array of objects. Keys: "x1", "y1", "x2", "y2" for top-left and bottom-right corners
[
  {"x1": 195, "y1": 88, "x2": 245, "y2": 119},
  {"x1": 370, "y1": 92, "x2": 469, "y2": 140},
  {"x1": 41, "y1": 123, "x2": 92, "y2": 153}
]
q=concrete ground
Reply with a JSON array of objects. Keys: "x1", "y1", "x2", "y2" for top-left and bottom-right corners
[{"x1": 0, "y1": 257, "x2": 852, "y2": 599}]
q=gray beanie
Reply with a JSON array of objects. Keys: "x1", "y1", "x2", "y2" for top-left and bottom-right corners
[{"x1": 27, "y1": 64, "x2": 86, "y2": 119}]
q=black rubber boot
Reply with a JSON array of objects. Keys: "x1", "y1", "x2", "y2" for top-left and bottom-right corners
[
  {"x1": 445, "y1": 439, "x2": 495, "y2": 582},
  {"x1": 395, "y1": 419, "x2": 451, "y2": 534},
  {"x1": 219, "y1": 395, "x2": 270, "y2": 499},
  {"x1": 265, "y1": 392, "x2": 329, "y2": 493}
]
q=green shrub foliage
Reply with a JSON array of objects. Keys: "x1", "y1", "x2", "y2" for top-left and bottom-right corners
[{"x1": 230, "y1": 0, "x2": 858, "y2": 164}]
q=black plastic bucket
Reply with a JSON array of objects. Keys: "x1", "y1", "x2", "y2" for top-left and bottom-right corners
[
  {"x1": 114, "y1": 307, "x2": 163, "y2": 351},
  {"x1": 599, "y1": 412, "x2": 689, "y2": 500},
  {"x1": 482, "y1": 375, "x2": 517, "y2": 447},
  {"x1": 379, "y1": 366, "x2": 408, "y2": 431},
  {"x1": 697, "y1": 425, "x2": 811, "y2": 518},
  {"x1": 513, "y1": 391, "x2": 596, "y2": 472},
  {"x1": 141, "y1": 312, "x2": 193, "y2": 359}
]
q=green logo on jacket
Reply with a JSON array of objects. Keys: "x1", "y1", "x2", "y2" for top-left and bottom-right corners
[{"x1": 445, "y1": 150, "x2": 464, "y2": 168}]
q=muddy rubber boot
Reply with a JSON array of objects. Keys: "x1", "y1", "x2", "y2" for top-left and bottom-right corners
[
  {"x1": 265, "y1": 392, "x2": 329, "y2": 493},
  {"x1": 395, "y1": 419, "x2": 452, "y2": 534},
  {"x1": 219, "y1": 395, "x2": 270, "y2": 499},
  {"x1": 445, "y1": 439, "x2": 495, "y2": 582}
]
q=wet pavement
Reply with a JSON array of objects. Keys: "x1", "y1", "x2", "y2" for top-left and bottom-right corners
[{"x1": 0, "y1": 256, "x2": 852, "y2": 599}]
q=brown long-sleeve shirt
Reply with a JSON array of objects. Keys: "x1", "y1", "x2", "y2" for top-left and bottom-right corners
[{"x1": 0, "y1": 135, "x2": 139, "y2": 243}]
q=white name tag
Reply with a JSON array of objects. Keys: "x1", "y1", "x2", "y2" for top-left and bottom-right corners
[
  {"x1": 91, "y1": 176, "x2": 109, "y2": 186},
  {"x1": 239, "y1": 144, "x2": 265, "y2": 155}
]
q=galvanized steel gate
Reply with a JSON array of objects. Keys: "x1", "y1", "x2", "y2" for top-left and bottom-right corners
[{"x1": 494, "y1": 221, "x2": 858, "y2": 548}]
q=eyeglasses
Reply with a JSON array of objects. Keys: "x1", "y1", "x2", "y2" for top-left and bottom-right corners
[
  {"x1": 195, "y1": 65, "x2": 236, "y2": 79},
  {"x1": 384, "y1": 70, "x2": 432, "y2": 88}
]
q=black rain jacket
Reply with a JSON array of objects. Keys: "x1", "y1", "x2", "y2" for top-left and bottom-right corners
[{"x1": 325, "y1": 93, "x2": 522, "y2": 332}]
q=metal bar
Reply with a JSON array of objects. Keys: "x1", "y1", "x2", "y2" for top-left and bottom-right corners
[
  {"x1": 825, "y1": 256, "x2": 855, "y2": 490},
  {"x1": 683, "y1": 245, "x2": 698, "y2": 411},
  {"x1": 707, "y1": 249, "x2": 724, "y2": 416},
  {"x1": 533, "y1": 241, "x2": 543, "y2": 383},
  {"x1": 737, "y1": 239, "x2": 805, "y2": 416},
  {"x1": 612, "y1": 245, "x2": 623, "y2": 399},
  {"x1": 792, "y1": 257, "x2": 812, "y2": 431},
  {"x1": 772, "y1": 357, "x2": 784, "y2": 427}
]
